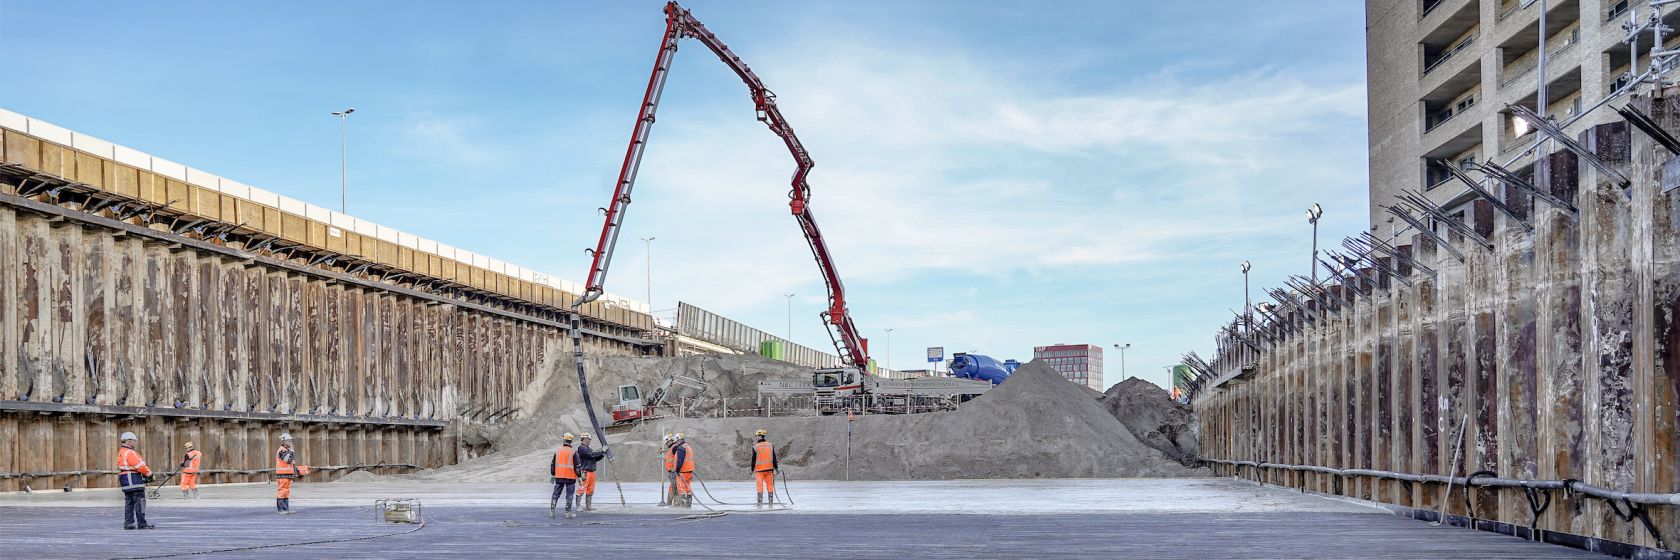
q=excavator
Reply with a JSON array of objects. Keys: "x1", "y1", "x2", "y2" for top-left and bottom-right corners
[{"x1": 567, "y1": 2, "x2": 871, "y2": 444}]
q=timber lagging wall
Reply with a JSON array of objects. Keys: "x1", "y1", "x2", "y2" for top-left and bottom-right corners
[
  {"x1": 1193, "y1": 95, "x2": 1678, "y2": 553},
  {"x1": 0, "y1": 120, "x2": 654, "y2": 492}
]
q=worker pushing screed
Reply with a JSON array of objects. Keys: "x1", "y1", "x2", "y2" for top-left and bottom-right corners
[
  {"x1": 750, "y1": 429, "x2": 779, "y2": 507},
  {"x1": 179, "y1": 442, "x2": 202, "y2": 499}
]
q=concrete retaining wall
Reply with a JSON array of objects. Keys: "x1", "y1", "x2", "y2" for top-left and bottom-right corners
[{"x1": 1194, "y1": 94, "x2": 1678, "y2": 553}]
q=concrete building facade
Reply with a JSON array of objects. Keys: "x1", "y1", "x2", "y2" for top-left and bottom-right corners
[
  {"x1": 1032, "y1": 344, "x2": 1104, "y2": 391},
  {"x1": 1365, "y1": 0, "x2": 1679, "y2": 236}
]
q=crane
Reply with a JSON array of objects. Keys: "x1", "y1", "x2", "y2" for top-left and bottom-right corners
[{"x1": 568, "y1": 1, "x2": 871, "y2": 443}]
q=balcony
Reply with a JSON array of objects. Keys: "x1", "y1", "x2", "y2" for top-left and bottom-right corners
[{"x1": 1499, "y1": 25, "x2": 1581, "y2": 89}]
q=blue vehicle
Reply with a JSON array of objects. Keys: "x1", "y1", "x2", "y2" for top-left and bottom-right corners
[{"x1": 947, "y1": 353, "x2": 1020, "y2": 385}]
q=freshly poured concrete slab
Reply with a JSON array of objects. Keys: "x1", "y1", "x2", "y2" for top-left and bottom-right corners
[{"x1": 0, "y1": 478, "x2": 1381, "y2": 514}]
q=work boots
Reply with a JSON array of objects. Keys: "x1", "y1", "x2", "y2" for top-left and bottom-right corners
[
  {"x1": 181, "y1": 489, "x2": 190, "y2": 499},
  {"x1": 191, "y1": 489, "x2": 199, "y2": 499},
  {"x1": 584, "y1": 494, "x2": 594, "y2": 511},
  {"x1": 756, "y1": 492, "x2": 764, "y2": 507},
  {"x1": 279, "y1": 498, "x2": 293, "y2": 514},
  {"x1": 768, "y1": 492, "x2": 777, "y2": 506},
  {"x1": 276, "y1": 499, "x2": 284, "y2": 513},
  {"x1": 549, "y1": 499, "x2": 557, "y2": 518}
]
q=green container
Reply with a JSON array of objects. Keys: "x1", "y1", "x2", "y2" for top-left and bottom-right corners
[{"x1": 760, "y1": 340, "x2": 786, "y2": 360}]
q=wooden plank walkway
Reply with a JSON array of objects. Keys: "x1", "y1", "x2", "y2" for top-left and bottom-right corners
[{"x1": 0, "y1": 505, "x2": 1609, "y2": 559}]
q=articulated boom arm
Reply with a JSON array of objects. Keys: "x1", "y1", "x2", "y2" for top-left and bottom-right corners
[{"x1": 574, "y1": 1, "x2": 870, "y2": 370}]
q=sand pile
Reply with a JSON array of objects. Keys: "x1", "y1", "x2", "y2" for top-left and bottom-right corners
[
  {"x1": 414, "y1": 358, "x2": 1201, "y2": 483},
  {"x1": 1098, "y1": 377, "x2": 1200, "y2": 466}
]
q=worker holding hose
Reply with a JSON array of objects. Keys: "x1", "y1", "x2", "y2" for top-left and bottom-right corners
[
  {"x1": 662, "y1": 434, "x2": 677, "y2": 506},
  {"x1": 672, "y1": 433, "x2": 695, "y2": 508},
  {"x1": 574, "y1": 433, "x2": 608, "y2": 512},
  {"x1": 750, "y1": 429, "x2": 778, "y2": 507},
  {"x1": 116, "y1": 431, "x2": 155, "y2": 529}
]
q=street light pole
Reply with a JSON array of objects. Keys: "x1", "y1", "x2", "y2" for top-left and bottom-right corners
[
  {"x1": 1241, "y1": 261, "x2": 1252, "y2": 337},
  {"x1": 330, "y1": 108, "x2": 354, "y2": 213},
  {"x1": 883, "y1": 328, "x2": 893, "y2": 372},
  {"x1": 784, "y1": 293, "x2": 794, "y2": 341},
  {"x1": 1112, "y1": 343, "x2": 1131, "y2": 380},
  {"x1": 1307, "y1": 203, "x2": 1324, "y2": 284},
  {"x1": 641, "y1": 237, "x2": 656, "y2": 308}
]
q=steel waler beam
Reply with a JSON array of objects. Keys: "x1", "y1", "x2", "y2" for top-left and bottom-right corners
[
  {"x1": 1385, "y1": 206, "x2": 1466, "y2": 262},
  {"x1": 1614, "y1": 103, "x2": 1680, "y2": 155},
  {"x1": 1509, "y1": 104, "x2": 1631, "y2": 187},
  {"x1": 1437, "y1": 160, "x2": 1534, "y2": 233},
  {"x1": 1358, "y1": 231, "x2": 1436, "y2": 278},
  {"x1": 1472, "y1": 162, "x2": 1577, "y2": 215},
  {"x1": 1342, "y1": 239, "x2": 1412, "y2": 287},
  {"x1": 1398, "y1": 191, "x2": 1495, "y2": 250}
]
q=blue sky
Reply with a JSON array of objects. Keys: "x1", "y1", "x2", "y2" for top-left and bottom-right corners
[{"x1": 0, "y1": 1, "x2": 1371, "y2": 391}]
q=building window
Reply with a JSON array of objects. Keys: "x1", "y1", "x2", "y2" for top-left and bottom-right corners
[{"x1": 1455, "y1": 95, "x2": 1475, "y2": 113}]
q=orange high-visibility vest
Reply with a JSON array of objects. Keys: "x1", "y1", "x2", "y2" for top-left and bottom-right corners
[
  {"x1": 676, "y1": 443, "x2": 695, "y2": 473},
  {"x1": 275, "y1": 447, "x2": 297, "y2": 478},
  {"x1": 117, "y1": 447, "x2": 150, "y2": 475},
  {"x1": 663, "y1": 445, "x2": 676, "y2": 472},
  {"x1": 752, "y1": 441, "x2": 775, "y2": 472},
  {"x1": 183, "y1": 449, "x2": 202, "y2": 473},
  {"x1": 553, "y1": 446, "x2": 578, "y2": 479}
]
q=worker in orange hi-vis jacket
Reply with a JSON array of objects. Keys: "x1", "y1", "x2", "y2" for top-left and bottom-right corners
[
  {"x1": 672, "y1": 433, "x2": 696, "y2": 508},
  {"x1": 117, "y1": 432, "x2": 156, "y2": 530},
  {"x1": 179, "y1": 442, "x2": 203, "y2": 499},
  {"x1": 750, "y1": 429, "x2": 779, "y2": 507},
  {"x1": 573, "y1": 433, "x2": 609, "y2": 512},
  {"x1": 274, "y1": 432, "x2": 309, "y2": 514},
  {"x1": 661, "y1": 434, "x2": 678, "y2": 506}
]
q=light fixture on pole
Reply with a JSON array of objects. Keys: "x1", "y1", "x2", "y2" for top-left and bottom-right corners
[
  {"x1": 784, "y1": 293, "x2": 795, "y2": 341},
  {"x1": 1306, "y1": 203, "x2": 1324, "y2": 283},
  {"x1": 330, "y1": 108, "x2": 354, "y2": 213},
  {"x1": 1112, "y1": 343, "x2": 1131, "y2": 379},
  {"x1": 1240, "y1": 260, "x2": 1253, "y2": 336},
  {"x1": 883, "y1": 328, "x2": 893, "y2": 372},
  {"x1": 640, "y1": 236, "x2": 656, "y2": 308}
]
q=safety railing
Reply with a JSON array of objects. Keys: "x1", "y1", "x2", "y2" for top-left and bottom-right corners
[{"x1": 1203, "y1": 458, "x2": 1678, "y2": 549}]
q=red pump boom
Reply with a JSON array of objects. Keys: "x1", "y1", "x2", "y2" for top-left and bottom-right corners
[{"x1": 567, "y1": 1, "x2": 871, "y2": 442}]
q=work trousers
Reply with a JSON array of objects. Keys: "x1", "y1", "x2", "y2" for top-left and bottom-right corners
[
  {"x1": 276, "y1": 478, "x2": 292, "y2": 499},
  {"x1": 123, "y1": 489, "x2": 148, "y2": 527},
  {"x1": 676, "y1": 472, "x2": 694, "y2": 496},
  {"x1": 552, "y1": 478, "x2": 577, "y2": 511},
  {"x1": 180, "y1": 473, "x2": 199, "y2": 490},
  {"x1": 578, "y1": 471, "x2": 596, "y2": 496},
  {"x1": 754, "y1": 471, "x2": 775, "y2": 494}
]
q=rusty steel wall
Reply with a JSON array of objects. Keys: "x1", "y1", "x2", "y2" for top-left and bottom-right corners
[
  {"x1": 1194, "y1": 96, "x2": 1679, "y2": 552},
  {"x1": 0, "y1": 179, "x2": 649, "y2": 494}
]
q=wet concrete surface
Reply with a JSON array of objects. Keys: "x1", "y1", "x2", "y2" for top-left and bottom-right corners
[{"x1": 0, "y1": 478, "x2": 1608, "y2": 558}]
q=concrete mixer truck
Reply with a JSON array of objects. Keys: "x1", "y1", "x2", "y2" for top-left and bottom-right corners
[{"x1": 947, "y1": 353, "x2": 1020, "y2": 385}]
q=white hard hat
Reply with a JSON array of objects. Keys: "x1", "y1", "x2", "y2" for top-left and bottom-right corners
[
  {"x1": 119, "y1": 432, "x2": 138, "y2": 441},
  {"x1": 279, "y1": 432, "x2": 294, "y2": 440},
  {"x1": 579, "y1": 433, "x2": 592, "y2": 440}
]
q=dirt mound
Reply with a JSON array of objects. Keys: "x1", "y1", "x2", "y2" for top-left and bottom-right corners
[
  {"x1": 418, "y1": 358, "x2": 1201, "y2": 483},
  {"x1": 1098, "y1": 377, "x2": 1199, "y2": 465}
]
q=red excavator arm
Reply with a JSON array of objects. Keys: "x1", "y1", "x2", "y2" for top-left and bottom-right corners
[{"x1": 573, "y1": 1, "x2": 870, "y2": 369}]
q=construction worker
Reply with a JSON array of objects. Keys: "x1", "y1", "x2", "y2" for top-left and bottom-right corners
[
  {"x1": 574, "y1": 433, "x2": 609, "y2": 512},
  {"x1": 116, "y1": 431, "x2": 156, "y2": 529},
  {"x1": 549, "y1": 433, "x2": 584, "y2": 518},
  {"x1": 179, "y1": 442, "x2": 202, "y2": 499},
  {"x1": 672, "y1": 433, "x2": 695, "y2": 508},
  {"x1": 661, "y1": 434, "x2": 677, "y2": 506},
  {"x1": 274, "y1": 432, "x2": 309, "y2": 514},
  {"x1": 750, "y1": 429, "x2": 778, "y2": 507}
]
